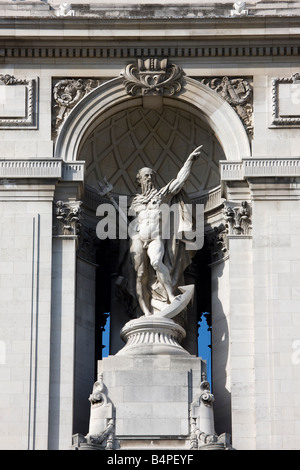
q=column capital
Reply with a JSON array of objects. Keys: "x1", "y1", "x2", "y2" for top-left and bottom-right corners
[{"x1": 53, "y1": 199, "x2": 82, "y2": 237}]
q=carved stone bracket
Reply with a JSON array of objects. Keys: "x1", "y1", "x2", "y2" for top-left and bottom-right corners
[
  {"x1": 121, "y1": 57, "x2": 185, "y2": 97},
  {"x1": 86, "y1": 375, "x2": 115, "y2": 449},
  {"x1": 72, "y1": 374, "x2": 116, "y2": 450},
  {"x1": 0, "y1": 74, "x2": 38, "y2": 129},
  {"x1": 200, "y1": 76, "x2": 253, "y2": 136},
  {"x1": 189, "y1": 381, "x2": 232, "y2": 450},
  {"x1": 53, "y1": 200, "x2": 82, "y2": 237}
]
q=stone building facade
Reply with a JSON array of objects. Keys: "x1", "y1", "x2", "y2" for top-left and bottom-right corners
[{"x1": 1, "y1": 0, "x2": 300, "y2": 450}]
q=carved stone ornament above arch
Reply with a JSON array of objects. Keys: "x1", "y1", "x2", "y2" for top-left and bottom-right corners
[{"x1": 54, "y1": 75, "x2": 251, "y2": 164}]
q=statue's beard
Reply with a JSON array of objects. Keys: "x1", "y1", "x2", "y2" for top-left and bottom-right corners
[{"x1": 141, "y1": 180, "x2": 155, "y2": 195}]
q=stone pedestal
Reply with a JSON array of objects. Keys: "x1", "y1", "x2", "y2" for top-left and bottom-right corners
[
  {"x1": 72, "y1": 352, "x2": 231, "y2": 450},
  {"x1": 100, "y1": 354, "x2": 204, "y2": 441},
  {"x1": 72, "y1": 316, "x2": 231, "y2": 450}
]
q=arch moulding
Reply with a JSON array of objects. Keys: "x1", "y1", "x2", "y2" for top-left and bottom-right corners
[{"x1": 54, "y1": 76, "x2": 251, "y2": 163}]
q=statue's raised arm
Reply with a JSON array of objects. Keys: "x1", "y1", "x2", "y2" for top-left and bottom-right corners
[{"x1": 168, "y1": 145, "x2": 203, "y2": 194}]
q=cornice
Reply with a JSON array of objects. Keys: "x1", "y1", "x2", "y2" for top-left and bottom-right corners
[
  {"x1": 0, "y1": 159, "x2": 85, "y2": 182},
  {"x1": 220, "y1": 158, "x2": 300, "y2": 182},
  {"x1": 1, "y1": 15, "x2": 300, "y2": 41}
]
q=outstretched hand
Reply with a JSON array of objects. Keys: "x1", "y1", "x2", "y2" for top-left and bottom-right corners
[{"x1": 189, "y1": 145, "x2": 203, "y2": 161}]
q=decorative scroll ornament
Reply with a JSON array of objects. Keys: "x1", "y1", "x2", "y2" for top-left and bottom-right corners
[
  {"x1": 121, "y1": 58, "x2": 185, "y2": 96},
  {"x1": 53, "y1": 200, "x2": 82, "y2": 236},
  {"x1": 0, "y1": 74, "x2": 28, "y2": 85},
  {"x1": 190, "y1": 381, "x2": 232, "y2": 450},
  {"x1": 52, "y1": 78, "x2": 103, "y2": 136},
  {"x1": 86, "y1": 375, "x2": 115, "y2": 449},
  {"x1": 201, "y1": 76, "x2": 253, "y2": 135},
  {"x1": 223, "y1": 200, "x2": 252, "y2": 236},
  {"x1": 73, "y1": 374, "x2": 116, "y2": 450}
]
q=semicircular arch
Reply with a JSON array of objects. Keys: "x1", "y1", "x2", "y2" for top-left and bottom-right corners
[{"x1": 54, "y1": 76, "x2": 251, "y2": 163}]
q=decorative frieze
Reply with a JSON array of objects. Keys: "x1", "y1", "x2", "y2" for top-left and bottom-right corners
[
  {"x1": 121, "y1": 58, "x2": 185, "y2": 96},
  {"x1": 53, "y1": 200, "x2": 82, "y2": 237},
  {"x1": 0, "y1": 74, "x2": 38, "y2": 129},
  {"x1": 200, "y1": 76, "x2": 253, "y2": 135},
  {"x1": 3, "y1": 45, "x2": 300, "y2": 61}
]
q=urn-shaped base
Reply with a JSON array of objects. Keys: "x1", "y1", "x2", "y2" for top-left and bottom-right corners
[{"x1": 116, "y1": 316, "x2": 189, "y2": 356}]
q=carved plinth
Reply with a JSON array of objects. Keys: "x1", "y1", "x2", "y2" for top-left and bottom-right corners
[{"x1": 117, "y1": 316, "x2": 189, "y2": 356}]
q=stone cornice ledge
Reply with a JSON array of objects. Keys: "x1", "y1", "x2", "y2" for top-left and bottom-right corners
[
  {"x1": 0, "y1": 159, "x2": 85, "y2": 182},
  {"x1": 1, "y1": 16, "x2": 300, "y2": 41},
  {"x1": 220, "y1": 158, "x2": 300, "y2": 181}
]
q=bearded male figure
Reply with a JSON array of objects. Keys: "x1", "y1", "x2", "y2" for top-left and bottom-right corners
[{"x1": 129, "y1": 146, "x2": 202, "y2": 317}]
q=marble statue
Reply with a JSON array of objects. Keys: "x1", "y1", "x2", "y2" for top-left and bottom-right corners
[
  {"x1": 98, "y1": 145, "x2": 203, "y2": 355},
  {"x1": 128, "y1": 145, "x2": 202, "y2": 317}
]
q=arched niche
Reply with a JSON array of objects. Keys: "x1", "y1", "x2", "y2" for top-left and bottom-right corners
[
  {"x1": 54, "y1": 76, "x2": 251, "y2": 165},
  {"x1": 78, "y1": 102, "x2": 226, "y2": 201}
]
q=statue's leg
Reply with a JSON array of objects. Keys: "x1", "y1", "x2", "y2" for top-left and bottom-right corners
[
  {"x1": 130, "y1": 238, "x2": 151, "y2": 316},
  {"x1": 147, "y1": 239, "x2": 176, "y2": 303}
]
